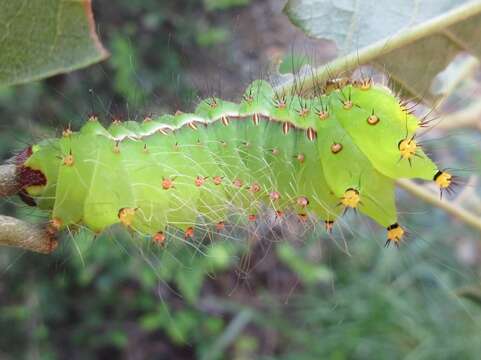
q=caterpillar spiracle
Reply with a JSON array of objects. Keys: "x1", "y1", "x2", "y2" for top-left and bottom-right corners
[{"x1": 15, "y1": 78, "x2": 453, "y2": 247}]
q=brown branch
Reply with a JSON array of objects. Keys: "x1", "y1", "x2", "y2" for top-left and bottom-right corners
[
  {"x1": 426, "y1": 100, "x2": 481, "y2": 132},
  {"x1": 0, "y1": 164, "x2": 19, "y2": 197},
  {"x1": 436, "y1": 56, "x2": 479, "y2": 106},
  {"x1": 0, "y1": 165, "x2": 57, "y2": 254},
  {"x1": 0, "y1": 215, "x2": 57, "y2": 254},
  {"x1": 397, "y1": 179, "x2": 481, "y2": 233}
]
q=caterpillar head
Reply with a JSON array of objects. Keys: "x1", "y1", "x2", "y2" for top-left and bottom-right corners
[{"x1": 14, "y1": 146, "x2": 49, "y2": 207}]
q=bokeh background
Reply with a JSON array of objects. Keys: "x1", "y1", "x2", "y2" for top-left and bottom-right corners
[{"x1": 2, "y1": 1, "x2": 481, "y2": 359}]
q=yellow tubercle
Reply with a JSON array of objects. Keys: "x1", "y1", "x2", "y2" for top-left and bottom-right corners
[
  {"x1": 62, "y1": 128, "x2": 73, "y2": 137},
  {"x1": 118, "y1": 207, "x2": 137, "y2": 227},
  {"x1": 398, "y1": 138, "x2": 417, "y2": 160},
  {"x1": 386, "y1": 223, "x2": 404, "y2": 246},
  {"x1": 434, "y1": 171, "x2": 452, "y2": 189},
  {"x1": 50, "y1": 217, "x2": 63, "y2": 231},
  {"x1": 358, "y1": 78, "x2": 373, "y2": 90},
  {"x1": 367, "y1": 114, "x2": 379, "y2": 125},
  {"x1": 63, "y1": 154, "x2": 75, "y2": 167},
  {"x1": 342, "y1": 100, "x2": 353, "y2": 109},
  {"x1": 341, "y1": 189, "x2": 360, "y2": 208}
]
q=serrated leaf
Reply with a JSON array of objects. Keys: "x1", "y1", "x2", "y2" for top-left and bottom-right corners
[
  {"x1": 283, "y1": 0, "x2": 481, "y2": 104},
  {"x1": 0, "y1": 0, "x2": 109, "y2": 86}
]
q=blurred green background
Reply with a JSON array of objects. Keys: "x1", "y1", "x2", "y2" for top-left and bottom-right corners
[{"x1": 2, "y1": 1, "x2": 481, "y2": 359}]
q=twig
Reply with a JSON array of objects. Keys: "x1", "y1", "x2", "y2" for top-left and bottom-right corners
[
  {"x1": 436, "y1": 56, "x2": 480, "y2": 106},
  {"x1": 397, "y1": 179, "x2": 481, "y2": 233},
  {"x1": 278, "y1": 1, "x2": 481, "y2": 97},
  {"x1": 0, "y1": 215, "x2": 57, "y2": 254},
  {"x1": 424, "y1": 100, "x2": 481, "y2": 132},
  {"x1": 0, "y1": 164, "x2": 59, "y2": 254},
  {"x1": 202, "y1": 309, "x2": 253, "y2": 360},
  {"x1": 0, "y1": 164, "x2": 18, "y2": 197}
]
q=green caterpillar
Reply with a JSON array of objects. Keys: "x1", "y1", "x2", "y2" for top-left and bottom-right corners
[{"x1": 16, "y1": 78, "x2": 453, "y2": 246}]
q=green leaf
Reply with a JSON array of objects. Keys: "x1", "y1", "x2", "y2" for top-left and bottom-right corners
[
  {"x1": 106, "y1": 330, "x2": 129, "y2": 349},
  {"x1": 203, "y1": 0, "x2": 251, "y2": 11},
  {"x1": 283, "y1": 0, "x2": 481, "y2": 103},
  {"x1": 167, "y1": 310, "x2": 198, "y2": 344},
  {"x1": 0, "y1": 0, "x2": 109, "y2": 86},
  {"x1": 139, "y1": 314, "x2": 159, "y2": 331},
  {"x1": 175, "y1": 267, "x2": 205, "y2": 303},
  {"x1": 277, "y1": 243, "x2": 333, "y2": 285},
  {"x1": 196, "y1": 26, "x2": 230, "y2": 47},
  {"x1": 205, "y1": 242, "x2": 233, "y2": 270},
  {"x1": 109, "y1": 35, "x2": 144, "y2": 106}
]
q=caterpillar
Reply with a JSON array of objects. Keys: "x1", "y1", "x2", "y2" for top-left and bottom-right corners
[{"x1": 14, "y1": 78, "x2": 453, "y2": 247}]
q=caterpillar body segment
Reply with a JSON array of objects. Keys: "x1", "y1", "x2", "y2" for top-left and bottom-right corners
[
  {"x1": 316, "y1": 120, "x2": 397, "y2": 227},
  {"x1": 19, "y1": 79, "x2": 451, "y2": 245},
  {"x1": 333, "y1": 86, "x2": 438, "y2": 179},
  {"x1": 294, "y1": 132, "x2": 341, "y2": 222}
]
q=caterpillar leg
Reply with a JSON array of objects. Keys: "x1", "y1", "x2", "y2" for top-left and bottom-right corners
[{"x1": 324, "y1": 220, "x2": 335, "y2": 233}]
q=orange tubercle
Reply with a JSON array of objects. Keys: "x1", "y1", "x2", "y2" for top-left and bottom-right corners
[
  {"x1": 153, "y1": 232, "x2": 166, "y2": 246},
  {"x1": 233, "y1": 178, "x2": 244, "y2": 188},
  {"x1": 213, "y1": 176, "x2": 223, "y2": 185},
  {"x1": 184, "y1": 227, "x2": 194, "y2": 238},
  {"x1": 269, "y1": 191, "x2": 281, "y2": 201},
  {"x1": 162, "y1": 177, "x2": 174, "y2": 190},
  {"x1": 216, "y1": 221, "x2": 225, "y2": 231},
  {"x1": 195, "y1": 176, "x2": 206, "y2": 187},
  {"x1": 249, "y1": 182, "x2": 261, "y2": 193},
  {"x1": 297, "y1": 196, "x2": 309, "y2": 207}
]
